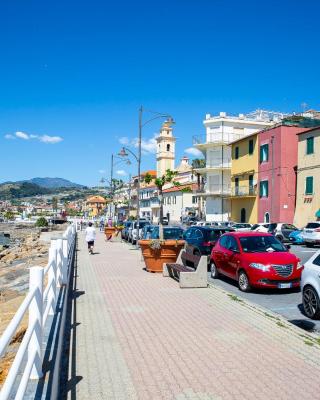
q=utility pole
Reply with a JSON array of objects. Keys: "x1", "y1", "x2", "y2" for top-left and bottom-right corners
[{"x1": 136, "y1": 106, "x2": 142, "y2": 236}]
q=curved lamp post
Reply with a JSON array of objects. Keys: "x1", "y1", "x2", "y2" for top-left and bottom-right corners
[{"x1": 118, "y1": 106, "x2": 174, "y2": 246}]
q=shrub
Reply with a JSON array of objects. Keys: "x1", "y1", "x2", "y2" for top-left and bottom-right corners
[{"x1": 35, "y1": 217, "x2": 48, "y2": 227}]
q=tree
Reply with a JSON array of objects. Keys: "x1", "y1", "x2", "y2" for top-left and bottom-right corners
[
  {"x1": 4, "y1": 211, "x2": 15, "y2": 221},
  {"x1": 144, "y1": 169, "x2": 180, "y2": 240},
  {"x1": 52, "y1": 197, "x2": 58, "y2": 212},
  {"x1": 35, "y1": 217, "x2": 48, "y2": 227}
]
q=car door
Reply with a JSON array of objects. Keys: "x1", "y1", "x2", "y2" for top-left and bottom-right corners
[
  {"x1": 225, "y1": 236, "x2": 241, "y2": 279},
  {"x1": 213, "y1": 235, "x2": 233, "y2": 276},
  {"x1": 183, "y1": 228, "x2": 194, "y2": 245}
]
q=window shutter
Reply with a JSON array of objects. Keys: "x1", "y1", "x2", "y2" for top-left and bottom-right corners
[
  {"x1": 306, "y1": 176, "x2": 313, "y2": 195},
  {"x1": 265, "y1": 144, "x2": 269, "y2": 161},
  {"x1": 249, "y1": 139, "x2": 254, "y2": 155},
  {"x1": 265, "y1": 181, "x2": 269, "y2": 197},
  {"x1": 307, "y1": 137, "x2": 314, "y2": 154},
  {"x1": 259, "y1": 146, "x2": 263, "y2": 163}
]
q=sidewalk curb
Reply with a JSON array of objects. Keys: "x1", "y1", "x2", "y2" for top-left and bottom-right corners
[{"x1": 208, "y1": 282, "x2": 320, "y2": 346}]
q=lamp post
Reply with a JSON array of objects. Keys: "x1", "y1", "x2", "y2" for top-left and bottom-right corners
[
  {"x1": 118, "y1": 106, "x2": 174, "y2": 246},
  {"x1": 108, "y1": 154, "x2": 131, "y2": 222}
]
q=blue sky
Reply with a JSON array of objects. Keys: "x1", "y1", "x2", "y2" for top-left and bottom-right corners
[{"x1": 1, "y1": 0, "x2": 319, "y2": 186}]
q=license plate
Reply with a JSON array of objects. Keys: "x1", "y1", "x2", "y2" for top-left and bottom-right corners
[
  {"x1": 278, "y1": 283, "x2": 292, "y2": 289},
  {"x1": 305, "y1": 230, "x2": 313, "y2": 233}
]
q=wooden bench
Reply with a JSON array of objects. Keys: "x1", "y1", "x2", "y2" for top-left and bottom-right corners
[{"x1": 163, "y1": 249, "x2": 208, "y2": 288}]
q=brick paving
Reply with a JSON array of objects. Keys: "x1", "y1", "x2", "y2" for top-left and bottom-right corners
[{"x1": 68, "y1": 231, "x2": 320, "y2": 400}]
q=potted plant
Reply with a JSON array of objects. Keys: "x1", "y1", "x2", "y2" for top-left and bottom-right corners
[{"x1": 139, "y1": 169, "x2": 185, "y2": 272}]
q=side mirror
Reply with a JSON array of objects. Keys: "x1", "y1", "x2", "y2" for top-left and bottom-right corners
[{"x1": 285, "y1": 244, "x2": 291, "y2": 250}]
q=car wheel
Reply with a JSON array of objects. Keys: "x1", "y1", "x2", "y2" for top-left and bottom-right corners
[
  {"x1": 306, "y1": 243, "x2": 314, "y2": 248},
  {"x1": 238, "y1": 271, "x2": 251, "y2": 292},
  {"x1": 210, "y1": 261, "x2": 219, "y2": 279},
  {"x1": 303, "y1": 286, "x2": 320, "y2": 319},
  {"x1": 194, "y1": 250, "x2": 201, "y2": 257}
]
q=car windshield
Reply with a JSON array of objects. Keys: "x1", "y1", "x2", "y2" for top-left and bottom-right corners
[
  {"x1": 151, "y1": 227, "x2": 183, "y2": 239},
  {"x1": 239, "y1": 235, "x2": 286, "y2": 253},
  {"x1": 137, "y1": 221, "x2": 149, "y2": 228},
  {"x1": 305, "y1": 223, "x2": 320, "y2": 229}
]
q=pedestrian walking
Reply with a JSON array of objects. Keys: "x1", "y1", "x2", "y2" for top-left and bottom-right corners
[
  {"x1": 99, "y1": 218, "x2": 105, "y2": 232},
  {"x1": 85, "y1": 221, "x2": 96, "y2": 254}
]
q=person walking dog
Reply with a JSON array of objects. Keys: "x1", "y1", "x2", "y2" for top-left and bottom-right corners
[{"x1": 85, "y1": 221, "x2": 96, "y2": 254}]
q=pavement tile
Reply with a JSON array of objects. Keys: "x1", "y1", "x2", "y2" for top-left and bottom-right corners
[{"x1": 67, "y1": 232, "x2": 320, "y2": 400}]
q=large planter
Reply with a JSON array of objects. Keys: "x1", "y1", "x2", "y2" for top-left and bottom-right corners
[{"x1": 139, "y1": 239, "x2": 185, "y2": 273}]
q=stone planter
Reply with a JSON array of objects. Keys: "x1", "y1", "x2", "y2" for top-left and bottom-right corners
[
  {"x1": 139, "y1": 239, "x2": 185, "y2": 273},
  {"x1": 105, "y1": 227, "x2": 116, "y2": 241}
]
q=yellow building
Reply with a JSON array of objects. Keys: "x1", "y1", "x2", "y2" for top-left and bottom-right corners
[
  {"x1": 85, "y1": 195, "x2": 107, "y2": 217},
  {"x1": 294, "y1": 127, "x2": 320, "y2": 227},
  {"x1": 230, "y1": 132, "x2": 258, "y2": 223}
]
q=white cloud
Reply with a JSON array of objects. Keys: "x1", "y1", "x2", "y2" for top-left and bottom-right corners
[
  {"x1": 119, "y1": 136, "x2": 129, "y2": 145},
  {"x1": 38, "y1": 135, "x2": 63, "y2": 144},
  {"x1": 4, "y1": 131, "x2": 63, "y2": 144},
  {"x1": 184, "y1": 147, "x2": 203, "y2": 157},
  {"x1": 116, "y1": 170, "x2": 127, "y2": 176},
  {"x1": 98, "y1": 169, "x2": 106, "y2": 174},
  {"x1": 16, "y1": 131, "x2": 30, "y2": 140},
  {"x1": 4, "y1": 134, "x2": 16, "y2": 140},
  {"x1": 118, "y1": 134, "x2": 158, "y2": 155}
]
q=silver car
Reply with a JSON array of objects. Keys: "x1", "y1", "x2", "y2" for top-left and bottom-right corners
[
  {"x1": 301, "y1": 249, "x2": 320, "y2": 319},
  {"x1": 302, "y1": 222, "x2": 320, "y2": 247}
]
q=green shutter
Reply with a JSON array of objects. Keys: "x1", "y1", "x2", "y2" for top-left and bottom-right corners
[
  {"x1": 249, "y1": 140, "x2": 254, "y2": 155},
  {"x1": 265, "y1": 144, "x2": 269, "y2": 161},
  {"x1": 259, "y1": 146, "x2": 263, "y2": 163},
  {"x1": 265, "y1": 181, "x2": 269, "y2": 197},
  {"x1": 259, "y1": 181, "x2": 262, "y2": 197},
  {"x1": 306, "y1": 176, "x2": 313, "y2": 195},
  {"x1": 306, "y1": 137, "x2": 314, "y2": 155}
]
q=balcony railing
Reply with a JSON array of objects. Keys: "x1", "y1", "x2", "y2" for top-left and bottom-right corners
[
  {"x1": 231, "y1": 186, "x2": 257, "y2": 197},
  {"x1": 197, "y1": 184, "x2": 231, "y2": 195},
  {"x1": 193, "y1": 132, "x2": 243, "y2": 146}
]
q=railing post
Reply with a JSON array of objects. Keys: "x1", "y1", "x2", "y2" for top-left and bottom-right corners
[
  {"x1": 56, "y1": 238, "x2": 63, "y2": 287},
  {"x1": 28, "y1": 266, "x2": 44, "y2": 379},
  {"x1": 62, "y1": 238, "x2": 68, "y2": 285},
  {"x1": 48, "y1": 244, "x2": 57, "y2": 316}
]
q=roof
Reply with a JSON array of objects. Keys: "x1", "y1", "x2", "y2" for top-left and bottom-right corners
[
  {"x1": 163, "y1": 183, "x2": 197, "y2": 193},
  {"x1": 229, "y1": 131, "x2": 258, "y2": 146},
  {"x1": 141, "y1": 170, "x2": 156, "y2": 177},
  {"x1": 296, "y1": 126, "x2": 320, "y2": 135},
  {"x1": 86, "y1": 195, "x2": 106, "y2": 203}
]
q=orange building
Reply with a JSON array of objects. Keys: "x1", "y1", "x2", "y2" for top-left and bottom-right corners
[{"x1": 85, "y1": 195, "x2": 106, "y2": 217}]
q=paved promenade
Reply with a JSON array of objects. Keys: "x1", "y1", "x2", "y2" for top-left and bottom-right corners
[{"x1": 66, "y1": 231, "x2": 320, "y2": 400}]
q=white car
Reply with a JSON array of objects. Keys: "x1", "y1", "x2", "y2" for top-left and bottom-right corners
[
  {"x1": 301, "y1": 250, "x2": 320, "y2": 319},
  {"x1": 302, "y1": 222, "x2": 320, "y2": 247},
  {"x1": 129, "y1": 220, "x2": 150, "y2": 244},
  {"x1": 231, "y1": 223, "x2": 252, "y2": 232},
  {"x1": 251, "y1": 223, "x2": 298, "y2": 242}
]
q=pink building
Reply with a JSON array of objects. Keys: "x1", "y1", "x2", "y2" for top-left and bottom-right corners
[{"x1": 258, "y1": 125, "x2": 308, "y2": 223}]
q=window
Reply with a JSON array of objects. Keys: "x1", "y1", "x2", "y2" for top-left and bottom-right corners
[
  {"x1": 192, "y1": 196, "x2": 198, "y2": 204},
  {"x1": 306, "y1": 137, "x2": 314, "y2": 155},
  {"x1": 259, "y1": 180, "x2": 269, "y2": 197},
  {"x1": 219, "y1": 235, "x2": 229, "y2": 249},
  {"x1": 167, "y1": 144, "x2": 170, "y2": 152},
  {"x1": 228, "y1": 236, "x2": 239, "y2": 252},
  {"x1": 168, "y1": 196, "x2": 171, "y2": 205},
  {"x1": 173, "y1": 196, "x2": 176, "y2": 205},
  {"x1": 264, "y1": 213, "x2": 270, "y2": 223},
  {"x1": 313, "y1": 254, "x2": 320, "y2": 267},
  {"x1": 260, "y1": 144, "x2": 269, "y2": 163},
  {"x1": 249, "y1": 175, "x2": 254, "y2": 194},
  {"x1": 194, "y1": 229, "x2": 203, "y2": 239},
  {"x1": 305, "y1": 176, "x2": 313, "y2": 195},
  {"x1": 235, "y1": 146, "x2": 239, "y2": 159},
  {"x1": 240, "y1": 208, "x2": 246, "y2": 223},
  {"x1": 235, "y1": 177, "x2": 239, "y2": 195},
  {"x1": 248, "y1": 139, "x2": 254, "y2": 155}
]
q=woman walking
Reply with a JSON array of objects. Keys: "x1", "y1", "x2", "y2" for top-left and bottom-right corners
[{"x1": 85, "y1": 221, "x2": 96, "y2": 254}]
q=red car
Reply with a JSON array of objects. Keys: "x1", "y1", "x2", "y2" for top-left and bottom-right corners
[{"x1": 210, "y1": 232, "x2": 303, "y2": 292}]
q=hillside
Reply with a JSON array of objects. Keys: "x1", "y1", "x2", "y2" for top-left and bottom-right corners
[
  {"x1": 26, "y1": 177, "x2": 85, "y2": 189},
  {"x1": 0, "y1": 182, "x2": 52, "y2": 199}
]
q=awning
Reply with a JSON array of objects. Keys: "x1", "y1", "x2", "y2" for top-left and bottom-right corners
[{"x1": 315, "y1": 209, "x2": 320, "y2": 218}]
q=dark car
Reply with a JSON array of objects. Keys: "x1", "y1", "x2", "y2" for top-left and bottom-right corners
[
  {"x1": 121, "y1": 221, "x2": 133, "y2": 240},
  {"x1": 150, "y1": 226, "x2": 184, "y2": 240},
  {"x1": 183, "y1": 226, "x2": 235, "y2": 259},
  {"x1": 141, "y1": 224, "x2": 157, "y2": 239}
]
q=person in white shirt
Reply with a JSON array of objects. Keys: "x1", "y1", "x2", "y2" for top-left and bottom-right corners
[{"x1": 85, "y1": 222, "x2": 96, "y2": 254}]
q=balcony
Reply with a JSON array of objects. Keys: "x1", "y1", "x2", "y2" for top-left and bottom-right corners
[
  {"x1": 230, "y1": 186, "x2": 257, "y2": 197},
  {"x1": 193, "y1": 132, "x2": 243, "y2": 146},
  {"x1": 196, "y1": 184, "x2": 231, "y2": 196}
]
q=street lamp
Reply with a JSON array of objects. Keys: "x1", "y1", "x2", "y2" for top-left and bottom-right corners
[{"x1": 118, "y1": 106, "x2": 174, "y2": 244}]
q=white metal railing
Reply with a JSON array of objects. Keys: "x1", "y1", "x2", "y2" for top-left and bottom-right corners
[
  {"x1": 0, "y1": 223, "x2": 77, "y2": 400},
  {"x1": 193, "y1": 132, "x2": 243, "y2": 145}
]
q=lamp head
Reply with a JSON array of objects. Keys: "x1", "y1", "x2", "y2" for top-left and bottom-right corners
[{"x1": 118, "y1": 147, "x2": 128, "y2": 157}]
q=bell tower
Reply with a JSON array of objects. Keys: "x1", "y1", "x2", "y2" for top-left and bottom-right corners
[{"x1": 156, "y1": 120, "x2": 176, "y2": 177}]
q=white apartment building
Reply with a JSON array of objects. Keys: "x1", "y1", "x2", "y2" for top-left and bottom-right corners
[
  {"x1": 193, "y1": 110, "x2": 286, "y2": 222},
  {"x1": 163, "y1": 183, "x2": 198, "y2": 223}
]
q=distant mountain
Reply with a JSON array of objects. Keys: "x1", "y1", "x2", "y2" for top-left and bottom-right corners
[{"x1": 25, "y1": 177, "x2": 85, "y2": 189}]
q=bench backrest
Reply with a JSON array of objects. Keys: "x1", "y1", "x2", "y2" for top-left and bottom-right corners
[{"x1": 181, "y1": 250, "x2": 201, "y2": 269}]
